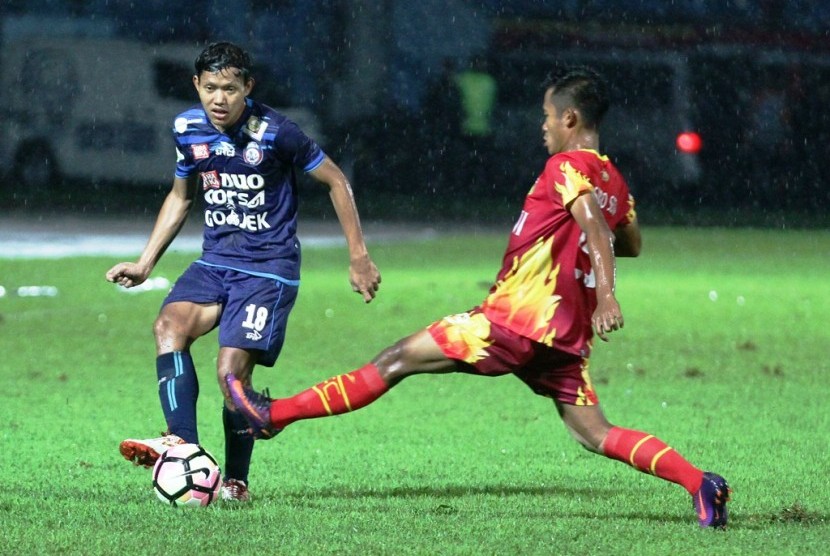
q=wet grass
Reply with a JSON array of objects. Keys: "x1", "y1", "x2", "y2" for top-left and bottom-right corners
[{"x1": 1, "y1": 227, "x2": 828, "y2": 554}]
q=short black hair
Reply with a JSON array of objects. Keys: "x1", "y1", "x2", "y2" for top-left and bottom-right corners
[
  {"x1": 194, "y1": 41, "x2": 253, "y2": 82},
  {"x1": 544, "y1": 66, "x2": 610, "y2": 129}
]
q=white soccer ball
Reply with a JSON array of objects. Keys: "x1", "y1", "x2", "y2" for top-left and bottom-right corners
[{"x1": 152, "y1": 443, "x2": 222, "y2": 507}]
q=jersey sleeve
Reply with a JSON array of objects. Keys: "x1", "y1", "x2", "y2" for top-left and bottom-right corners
[
  {"x1": 620, "y1": 190, "x2": 637, "y2": 226},
  {"x1": 543, "y1": 154, "x2": 594, "y2": 208},
  {"x1": 173, "y1": 128, "x2": 196, "y2": 179},
  {"x1": 607, "y1": 168, "x2": 636, "y2": 228},
  {"x1": 273, "y1": 119, "x2": 325, "y2": 172}
]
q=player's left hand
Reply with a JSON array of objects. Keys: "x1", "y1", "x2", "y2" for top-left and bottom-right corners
[
  {"x1": 349, "y1": 254, "x2": 381, "y2": 303},
  {"x1": 592, "y1": 293, "x2": 623, "y2": 342}
]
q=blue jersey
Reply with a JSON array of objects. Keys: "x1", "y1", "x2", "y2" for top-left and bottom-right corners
[{"x1": 173, "y1": 98, "x2": 325, "y2": 282}]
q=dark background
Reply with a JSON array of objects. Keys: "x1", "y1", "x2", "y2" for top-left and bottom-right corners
[{"x1": 3, "y1": 1, "x2": 829, "y2": 228}]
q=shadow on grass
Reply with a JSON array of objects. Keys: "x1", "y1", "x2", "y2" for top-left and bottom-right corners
[
  {"x1": 276, "y1": 483, "x2": 701, "y2": 526},
  {"x1": 277, "y1": 485, "x2": 830, "y2": 529},
  {"x1": 283, "y1": 483, "x2": 617, "y2": 501}
]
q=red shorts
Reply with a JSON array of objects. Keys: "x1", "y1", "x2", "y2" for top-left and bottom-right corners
[{"x1": 426, "y1": 309, "x2": 599, "y2": 406}]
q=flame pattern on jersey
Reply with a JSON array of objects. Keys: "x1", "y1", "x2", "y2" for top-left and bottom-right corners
[
  {"x1": 481, "y1": 235, "x2": 562, "y2": 346},
  {"x1": 480, "y1": 150, "x2": 634, "y2": 356},
  {"x1": 554, "y1": 161, "x2": 593, "y2": 207}
]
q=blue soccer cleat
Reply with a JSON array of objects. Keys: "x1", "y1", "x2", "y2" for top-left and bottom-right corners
[
  {"x1": 693, "y1": 472, "x2": 731, "y2": 528},
  {"x1": 225, "y1": 374, "x2": 280, "y2": 440}
]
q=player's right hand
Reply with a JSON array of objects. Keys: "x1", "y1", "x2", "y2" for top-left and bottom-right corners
[{"x1": 106, "y1": 262, "x2": 151, "y2": 288}]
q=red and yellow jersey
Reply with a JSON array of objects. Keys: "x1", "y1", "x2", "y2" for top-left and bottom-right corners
[{"x1": 480, "y1": 149, "x2": 635, "y2": 357}]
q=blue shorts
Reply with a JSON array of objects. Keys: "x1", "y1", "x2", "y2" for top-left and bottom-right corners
[{"x1": 162, "y1": 262, "x2": 298, "y2": 367}]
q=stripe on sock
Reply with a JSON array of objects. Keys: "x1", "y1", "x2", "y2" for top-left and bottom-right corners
[
  {"x1": 628, "y1": 434, "x2": 654, "y2": 468},
  {"x1": 167, "y1": 378, "x2": 177, "y2": 411},
  {"x1": 650, "y1": 446, "x2": 673, "y2": 474}
]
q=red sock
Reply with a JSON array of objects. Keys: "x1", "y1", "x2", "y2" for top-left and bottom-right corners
[
  {"x1": 270, "y1": 364, "x2": 389, "y2": 429},
  {"x1": 602, "y1": 426, "x2": 704, "y2": 495}
]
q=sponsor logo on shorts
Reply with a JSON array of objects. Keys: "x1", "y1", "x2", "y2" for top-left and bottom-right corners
[{"x1": 245, "y1": 330, "x2": 263, "y2": 341}]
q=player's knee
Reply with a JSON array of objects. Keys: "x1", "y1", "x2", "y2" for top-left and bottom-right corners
[
  {"x1": 373, "y1": 341, "x2": 414, "y2": 385},
  {"x1": 153, "y1": 313, "x2": 176, "y2": 341},
  {"x1": 153, "y1": 313, "x2": 190, "y2": 351}
]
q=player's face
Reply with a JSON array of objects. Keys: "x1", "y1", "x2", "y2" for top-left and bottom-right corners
[
  {"x1": 541, "y1": 88, "x2": 566, "y2": 155},
  {"x1": 193, "y1": 68, "x2": 254, "y2": 132}
]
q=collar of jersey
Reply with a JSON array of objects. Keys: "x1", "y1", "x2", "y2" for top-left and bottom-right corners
[{"x1": 575, "y1": 148, "x2": 608, "y2": 162}]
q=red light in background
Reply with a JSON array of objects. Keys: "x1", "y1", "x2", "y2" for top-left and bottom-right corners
[{"x1": 676, "y1": 131, "x2": 702, "y2": 154}]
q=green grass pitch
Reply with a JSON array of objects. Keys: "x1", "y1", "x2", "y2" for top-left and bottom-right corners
[{"x1": 1, "y1": 226, "x2": 828, "y2": 554}]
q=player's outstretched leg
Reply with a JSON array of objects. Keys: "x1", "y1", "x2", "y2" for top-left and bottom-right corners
[
  {"x1": 559, "y1": 404, "x2": 732, "y2": 529},
  {"x1": 226, "y1": 363, "x2": 390, "y2": 439},
  {"x1": 119, "y1": 433, "x2": 186, "y2": 468},
  {"x1": 693, "y1": 472, "x2": 731, "y2": 528}
]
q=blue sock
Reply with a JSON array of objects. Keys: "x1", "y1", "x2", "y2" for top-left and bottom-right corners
[
  {"x1": 157, "y1": 351, "x2": 199, "y2": 444},
  {"x1": 223, "y1": 405, "x2": 254, "y2": 484}
]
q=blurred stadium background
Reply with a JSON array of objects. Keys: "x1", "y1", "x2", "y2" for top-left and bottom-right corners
[{"x1": 2, "y1": 0, "x2": 828, "y2": 227}]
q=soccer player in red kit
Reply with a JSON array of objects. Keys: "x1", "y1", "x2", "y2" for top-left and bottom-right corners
[{"x1": 226, "y1": 67, "x2": 730, "y2": 528}]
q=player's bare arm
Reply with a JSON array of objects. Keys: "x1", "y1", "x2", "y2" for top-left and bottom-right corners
[
  {"x1": 308, "y1": 156, "x2": 381, "y2": 303},
  {"x1": 570, "y1": 191, "x2": 622, "y2": 341},
  {"x1": 105, "y1": 175, "x2": 198, "y2": 288},
  {"x1": 613, "y1": 218, "x2": 642, "y2": 257}
]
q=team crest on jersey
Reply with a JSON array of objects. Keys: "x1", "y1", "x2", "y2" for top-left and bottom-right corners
[
  {"x1": 201, "y1": 170, "x2": 221, "y2": 190},
  {"x1": 192, "y1": 143, "x2": 210, "y2": 160},
  {"x1": 243, "y1": 116, "x2": 266, "y2": 141},
  {"x1": 243, "y1": 142, "x2": 263, "y2": 166},
  {"x1": 600, "y1": 170, "x2": 610, "y2": 182}
]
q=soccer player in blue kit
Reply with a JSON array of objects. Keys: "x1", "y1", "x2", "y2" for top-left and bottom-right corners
[{"x1": 106, "y1": 42, "x2": 381, "y2": 502}]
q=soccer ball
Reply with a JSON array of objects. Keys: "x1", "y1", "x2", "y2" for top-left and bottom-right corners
[{"x1": 152, "y1": 443, "x2": 222, "y2": 507}]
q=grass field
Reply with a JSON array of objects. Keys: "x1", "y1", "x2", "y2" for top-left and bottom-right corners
[{"x1": 1, "y1": 226, "x2": 828, "y2": 555}]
